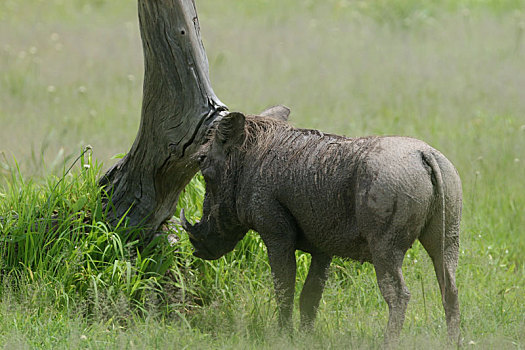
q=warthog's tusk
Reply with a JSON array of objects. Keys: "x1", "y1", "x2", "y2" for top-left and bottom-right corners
[{"x1": 180, "y1": 208, "x2": 200, "y2": 240}]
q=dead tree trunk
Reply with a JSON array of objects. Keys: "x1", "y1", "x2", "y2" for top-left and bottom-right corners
[{"x1": 99, "y1": 0, "x2": 227, "y2": 238}]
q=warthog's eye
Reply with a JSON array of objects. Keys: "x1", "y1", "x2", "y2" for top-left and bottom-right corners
[{"x1": 197, "y1": 155, "x2": 206, "y2": 164}]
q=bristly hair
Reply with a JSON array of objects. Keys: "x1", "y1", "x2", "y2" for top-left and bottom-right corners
[
  {"x1": 196, "y1": 114, "x2": 353, "y2": 170},
  {"x1": 195, "y1": 115, "x2": 292, "y2": 160},
  {"x1": 241, "y1": 115, "x2": 293, "y2": 152}
]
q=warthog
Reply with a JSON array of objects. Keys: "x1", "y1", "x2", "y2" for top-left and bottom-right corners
[{"x1": 181, "y1": 107, "x2": 462, "y2": 345}]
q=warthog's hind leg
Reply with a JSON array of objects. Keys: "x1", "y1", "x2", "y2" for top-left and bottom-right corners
[
  {"x1": 419, "y1": 218, "x2": 461, "y2": 345},
  {"x1": 371, "y1": 243, "x2": 411, "y2": 347}
]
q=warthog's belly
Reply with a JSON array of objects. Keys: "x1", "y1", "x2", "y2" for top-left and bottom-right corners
[
  {"x1": 333, "y1": 235, "x2": 373, "y2": 262},
  {"x1": 296, "y1": 227, "x2": 373, "y2": 263}
]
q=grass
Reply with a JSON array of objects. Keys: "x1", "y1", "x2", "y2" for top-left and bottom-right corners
[{"x1": 1, "y1": 0, "x2": 525, "y2": 348}]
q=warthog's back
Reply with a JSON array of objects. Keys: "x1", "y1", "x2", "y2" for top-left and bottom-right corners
[{"x1": 240, "y1": 128, "x2": 460, "y2": 260}]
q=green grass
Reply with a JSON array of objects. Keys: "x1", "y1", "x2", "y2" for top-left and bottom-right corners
[{"x1": 1, "y1": 0, "x2": 525, "y2": 348}]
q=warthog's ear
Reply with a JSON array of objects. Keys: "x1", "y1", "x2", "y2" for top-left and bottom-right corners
[
  {"x1": 216, "y1": 112, "x2": 246, "y2": 148},
  {"x1": 258, "y1": 104, "x2": 290, "y2": 121}
]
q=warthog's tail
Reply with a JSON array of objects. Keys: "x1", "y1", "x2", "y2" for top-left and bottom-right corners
[
  {"x1": 420, "y1": 150, "x2": 462, "y2": 344},
  {"x1": 422, "y1": 151, "x2": 447, "y2": 290}
]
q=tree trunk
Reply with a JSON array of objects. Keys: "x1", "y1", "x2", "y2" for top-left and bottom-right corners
[{"x1": 99, "y1": 0, "x2": 227, "y2": 238}]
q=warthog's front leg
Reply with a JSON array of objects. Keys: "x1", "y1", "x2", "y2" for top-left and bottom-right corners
[
  {"x1": 266, "y1": 242, "x2": 297, "y2": 332},
  {"x1": 299, "y1": 253, "x2": 332, "y2": 330}
]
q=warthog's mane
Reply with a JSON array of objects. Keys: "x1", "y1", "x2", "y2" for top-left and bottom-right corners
[
  {"x1": 240, "y1": 115, "x2": 375, "y2": 172},
  {"x1": 243, "y1": 115, "x2": 353, "y2": 150},
  {"x1": 242, "y1": 115, "x2": 293, "y2": 151},
  {"x1": 198, "y1": 114, "x2": 379, "y2": 173}
]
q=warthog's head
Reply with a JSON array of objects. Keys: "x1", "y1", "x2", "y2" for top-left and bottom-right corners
[
  {"x1": 181, "y1": 112, "x2": 251, "y2": 260},
  {"x1": 181, "y1": 207, "x2": 244, "y2": 260}
]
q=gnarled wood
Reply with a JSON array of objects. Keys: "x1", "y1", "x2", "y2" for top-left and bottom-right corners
[{"x1": 99, "y1": 0, "x2": 227, "y2": 237}]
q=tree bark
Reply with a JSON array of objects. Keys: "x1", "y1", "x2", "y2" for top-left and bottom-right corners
[{"x1": 99, "y1": 0, "x2": 227, "y2": 238}]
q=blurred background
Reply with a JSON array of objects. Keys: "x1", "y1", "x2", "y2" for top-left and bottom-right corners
[{"x1": 1, "y1": 0, "x2": 524, "y2": 177}]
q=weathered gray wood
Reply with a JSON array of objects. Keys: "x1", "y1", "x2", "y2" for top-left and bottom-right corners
[{"x1": 99, "y1": 0, "x2": 227, "y2": 238}]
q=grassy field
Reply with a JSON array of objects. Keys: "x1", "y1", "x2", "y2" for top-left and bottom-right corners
[{"x1": 1, "y1": 0, "x2": 524, "y2": 348}]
